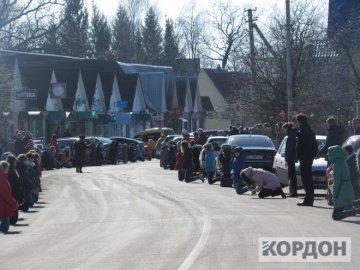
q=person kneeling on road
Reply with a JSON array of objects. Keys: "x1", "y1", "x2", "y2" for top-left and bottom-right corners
[{"x1": 240, "y1": 167, "x2": 287, "y2": 199}]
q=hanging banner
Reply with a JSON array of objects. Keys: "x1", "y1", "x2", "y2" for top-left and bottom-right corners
[{"x1": 50, "y1": 82, "x2": 67, "y2": 99}]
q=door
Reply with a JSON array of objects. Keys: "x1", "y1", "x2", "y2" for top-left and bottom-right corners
[{"x1": 273, "y1": 138, "x2": 288, "y2": 185}]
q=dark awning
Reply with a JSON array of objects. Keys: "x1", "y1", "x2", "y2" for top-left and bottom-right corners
[
  {"x1": 46, "y1": 111, "x2": 66, "y2": 121},
  {"x1": 74, "y1": 111, "x2": 95, "y2": 120},
  {"x1": 94, "y1": 113, "x2": 115, "y2": 123}
]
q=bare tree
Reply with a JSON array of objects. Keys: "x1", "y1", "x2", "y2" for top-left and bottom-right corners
[
  {"x1": 0, "y1": 0, "x2": 65, "y2": 50},
  {"x1": 237, "y1": 0, "x2": 348, "y2": 129},
  {"x1": 176, "y1": 1, "x2": 207, "y2": 68},
  {"x1": 203, "y1": 0, "x2": 247, "y2": 70}
]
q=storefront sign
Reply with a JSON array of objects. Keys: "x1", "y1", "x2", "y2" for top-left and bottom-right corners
[
  {"x1": 116, "y1": 101, "x2": 128, "y2": 108},
  {"x1": 16, "y1": 89, "x2": 37, "y2": 100}
]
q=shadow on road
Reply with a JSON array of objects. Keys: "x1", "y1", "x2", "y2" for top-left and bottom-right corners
[
  {"x1": 36, "y1": 202, "x2": 48, "y2": 205},
  {"x1": 12, "y1": 223, "x2": 29, "y2": 227},
  {"x1": 24, "y1": 210, "x2": 38, "y2": 213},
  {"x1": 31, "y1": 205, "x2": 46, "y2": 209},
  {"x1": 312, "y1": 205, "x2": 333, "y2": 210},
  {"x1": 340, "y1": 219, "x2": 360, "y2": 224},
  {"x1": 2, "y1": 231, "x2": 22, "y2": 235}
]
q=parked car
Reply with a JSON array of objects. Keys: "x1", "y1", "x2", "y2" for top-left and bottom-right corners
[
  {"x1": 57, "y1": 137, "x2": 78, "y2": 156},
  {"x1": 324, "y1": 135, "x2": 360, "y2": 205},
  {"x1": 226, "y1": 134, "x2": 276, "y2": 171},
  {"x1": 205, "y1": 136, "x2": 227, "y2": 157},
  {"x1": 273, "y1": 135, "x2": 327, "y2": 189},
  {"x1": 170, "y1": 135, "x2": 194, "y2": 144},
  {"x1": 82, "y1": 137, "x2": 111, "y2": 164},
  {"x1": 33, "y1": 139, "x2": 46, "y2": 151},
  {"x1": 110, "y1": 137, "x2": 143, "y2": 146},
  {"x1": 342, "y1": 135, "x2": 360, "y2": 152},
  {"x1": 165, "y1": 134, "x2": 181, "y2": 142},
  {"x1": 133, "y1": 127, "x2": 175, "y2": 148}
]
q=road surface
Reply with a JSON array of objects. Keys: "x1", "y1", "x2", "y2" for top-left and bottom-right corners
[{"x1": 1, "y1": 160, "x2": 359, "y2": 270}]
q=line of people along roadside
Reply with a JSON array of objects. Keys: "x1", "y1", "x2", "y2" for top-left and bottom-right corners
[
  {"x1": 157, "y1": 128, "x2": 287, "y2": 199},
  {"x1": 0, "y1": 150, "x2": 43, "y2": 234},
  {"x1": 157, "y1": 114, "x2": 360, "y2": 221}
]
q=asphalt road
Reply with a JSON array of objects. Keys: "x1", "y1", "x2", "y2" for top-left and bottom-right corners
[{"x1": 1, "y1": 160, "x2": 359, "y2": 270}]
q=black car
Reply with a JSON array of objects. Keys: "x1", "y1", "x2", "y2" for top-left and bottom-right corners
[{"x1": 226, "y1": 134, "x2": 277, "y2": 171}]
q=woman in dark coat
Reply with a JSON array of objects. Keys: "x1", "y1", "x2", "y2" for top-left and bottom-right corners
[
  {"x1": 218, "y1": 144, "x2": 232, "y2": 187},
  {"x1": 167, "y1": 141, "x2": 177, "y2": 170},
  {"x1": 190, "y1": 140, "x2": 200, "y2": 173},
  {"x1": 95, "y1": 143, "x2": 104, "y2": 166},
  {"x1": 17, "y1": 154, "x2": 35, "y2": 211},
  {"x1": 108, "y1": 140, "x2": 118, "y2": 165},
  {"x1": 73, "y1": 136, "x2": 89, "y2": 173},
  {"x1": 6, "y1": 155, "x2": 24, "y2": 225},
  {"x1": 181, "y1": 141, "x2": 200, "y2": 183},
  {"x1": 282, "y1": 122, "x2": 298, "y2": 197}
]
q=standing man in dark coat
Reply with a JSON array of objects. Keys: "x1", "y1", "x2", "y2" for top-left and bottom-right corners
[
  {"x1": 282, "y1": 122, "x2": 298, "y2": 197},
  {"x1": 351, "y1": 118, "x2": 360, "y2": 135},
  {"x1": 316, "y1": 117, "x2": 345, "y2": 163},
  {"x1": 296, "y1": 114, "x2": 318, "y2": 206},
  {"x1": 73, "y1": 136, "x2": 89, "y2": 173}
]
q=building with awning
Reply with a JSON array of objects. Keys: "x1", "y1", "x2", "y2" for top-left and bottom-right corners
[
  {"x1": 117, "y1": 62, "x2": 177, "y2": 130},
  {"x1": 0, "y1": 50, "x2": 125, "y2": 142},
  {"x1": 116, "y1": 73, "x2": 151, "y2": 137}
]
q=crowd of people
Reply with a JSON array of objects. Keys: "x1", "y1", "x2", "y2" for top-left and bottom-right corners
[
  {"x1": 156, "y1": 114, "x2": 360, "y2": 221},
  {"x1": 2, "y1": 114, "x2": 360, "y2": 233},
  {"x1": 0, "y1": 151, "x2": 42, "y2": 233},
  {"x1": 155, "y1": 128, "x2": 287, "y2": 199}
]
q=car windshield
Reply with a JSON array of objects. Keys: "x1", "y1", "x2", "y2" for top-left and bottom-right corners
[
  {"x1": 228, "y1": 136, "x2": 274, "y2": 148},
  {"x1": 58, "y1": 139, "x2": 76, "y2": 148},
  {"x1": 164, "y1": 129, "x2": 175, "y2": 135},
  {"x1": 208, "y1": 138, "x2": 227, "y2": 148}
]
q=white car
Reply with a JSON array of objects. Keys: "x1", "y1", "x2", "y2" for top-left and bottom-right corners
[
  {"x1": 273, "y1": 135, "x2": 327, "y2": 189},
  {"x1": 205, "y1": 136, "x2": 228, "y2": 157}
]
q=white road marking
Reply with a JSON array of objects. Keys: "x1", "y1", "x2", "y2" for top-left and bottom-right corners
[{"x1": 177, "y1": 210, "x2": 212, "y2": 270}]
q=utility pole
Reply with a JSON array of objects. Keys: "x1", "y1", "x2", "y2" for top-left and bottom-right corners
[
  {"x1": 286, "y1": 0, "x2": 293, "y2": 121},
  {"x1": 246, "y1": 8, "x2": 256, "y2": 95}
]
